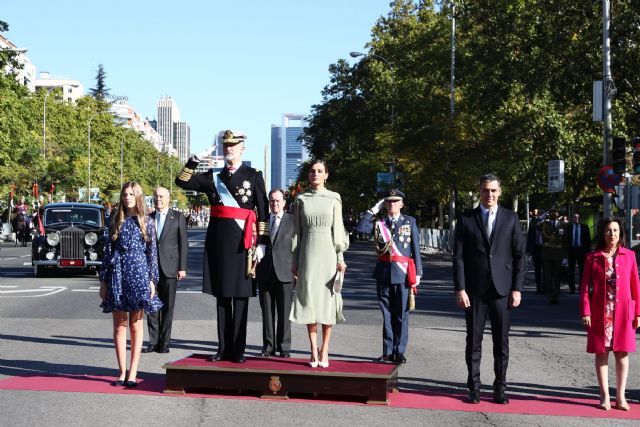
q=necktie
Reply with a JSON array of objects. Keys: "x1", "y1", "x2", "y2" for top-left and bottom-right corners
[
  {"x1": 270, "y1": 215, "x2": 280, "y2": 242},
  {"x1": 485, "y1": 210, "x2": 493, "y2": 238},
  {"x1": 390, "y1": 218, "x2": 397, "y2": 231},
  {"x1": 157, "y1": 212, "x2": 165, "y2": 238}
]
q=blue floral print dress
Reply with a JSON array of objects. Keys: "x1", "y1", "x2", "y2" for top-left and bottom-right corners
[{"x1": 99, "y1": 216, "x2": 162, "y2": 313}]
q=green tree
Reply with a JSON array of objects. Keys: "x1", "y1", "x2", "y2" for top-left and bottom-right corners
[{"x1": 89, "y1": 64, "x2": 110, "y2": 101}]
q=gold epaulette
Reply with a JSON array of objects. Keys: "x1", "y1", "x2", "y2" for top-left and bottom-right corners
[
  {"x1": 178, "y1": 166, "x2": 194, "y2": 182},
  {"x1": 258, "y1": 221, "x2": 269, "y2": 236}
]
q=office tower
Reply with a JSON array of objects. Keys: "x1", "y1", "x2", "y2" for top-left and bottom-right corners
[
  {"x1": 270, "y1": 113, "x2": 307, "y2": 190},
  {"x1": 157, "y1": 96, "x2": 181, "y2": 153},
  {"x1": 174, "y1": 121, "x2": 191, "y2": 163}
]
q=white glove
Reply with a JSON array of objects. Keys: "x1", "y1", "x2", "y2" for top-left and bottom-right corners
[
  {"x1": 412, "y1": 275, "x2": 421, "y2": 287},
  {"x1": 370, "y1": 199, "x2": 385, "y2": 215},
  {"x1": 255, "y1": 244, "x2": 266, "y2": 263}
]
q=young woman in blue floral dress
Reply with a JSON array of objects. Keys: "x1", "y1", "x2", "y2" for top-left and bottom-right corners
[{"x1": 99, "y1": 182, "x2": 162, "y2": 387}]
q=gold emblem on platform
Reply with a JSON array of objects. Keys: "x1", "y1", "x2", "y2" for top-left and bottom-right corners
[{"x1": 268, "y1": 376, "x2": 282, "y2": 394}]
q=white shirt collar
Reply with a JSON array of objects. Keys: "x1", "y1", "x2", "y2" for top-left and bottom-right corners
[
  {"x1": 387, "y1": 214, "x2": 401, "y2": 221},
  {"x1": 480, "y1": 205, "x2": 496, "y2": 215}
]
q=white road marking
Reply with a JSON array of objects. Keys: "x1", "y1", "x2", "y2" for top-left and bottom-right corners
[
  {"x1": 0, "y1": 285, "x2": 18, "y2": 288},
  {"x1": 0, "y1": 286, "x2": 67, "y2": 297}
]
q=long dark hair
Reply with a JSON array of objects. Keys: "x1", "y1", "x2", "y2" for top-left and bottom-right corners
[{"x1": 594, "y1": 217, "x2": 625, "y2": 251}]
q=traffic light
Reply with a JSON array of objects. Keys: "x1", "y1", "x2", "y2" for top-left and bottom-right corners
[
  {"x1": 612, "y1": 136, "x2": 627, "y2": 174},
  {"x1": 632, "y1": 137, "x2": 640, "y2": 174}
]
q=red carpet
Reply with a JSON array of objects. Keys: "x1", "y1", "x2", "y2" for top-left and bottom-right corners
[{"x1": 0, "y1": 364, "x2": 637, "y2": 420}]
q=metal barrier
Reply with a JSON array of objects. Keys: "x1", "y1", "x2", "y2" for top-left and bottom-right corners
[{"x1": 419, "y1": 228, "x2": 454, "y2": 253}]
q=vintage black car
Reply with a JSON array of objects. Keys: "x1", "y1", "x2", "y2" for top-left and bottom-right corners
[{"x1": 31, "y1": 202, "x2": 108, "y2": 277}]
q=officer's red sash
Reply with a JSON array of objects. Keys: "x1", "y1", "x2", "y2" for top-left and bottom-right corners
[
  {"x1": 377, "y1": 254, "x2": 417, "y2": 285},
  {"x1": 210, "y1": 205, "x2": 256, "y2": 249}
]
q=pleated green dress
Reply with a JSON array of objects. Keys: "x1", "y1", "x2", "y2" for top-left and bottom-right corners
[{"x1": 290, "y1": 188, "x2": 349, "y2": 325}]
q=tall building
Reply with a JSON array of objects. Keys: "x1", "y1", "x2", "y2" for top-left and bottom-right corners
[
  {"x1": 174, "y1": 121, "x2": 191, "y2": 163},
  {"x1": 157, "y1": 96, "x2": 181, "y2": 153},
  {"x1": 270, "y1": 113, "x2": 307, "y2": 190}
]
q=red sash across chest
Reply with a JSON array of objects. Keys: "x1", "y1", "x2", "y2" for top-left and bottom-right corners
[{"x1": 210, "y1": 205, "x2": 256, "y2": 249}]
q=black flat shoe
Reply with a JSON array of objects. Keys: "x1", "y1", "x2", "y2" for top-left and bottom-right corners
[
  {"x1": 376, "y1": 354, "x2": 392, "y2": 363},
  {"x1": 111, "y1": 379, "x2": 125, "y2": 386},
  {"x1": 468, "y1": 388, "x2": 481, "y2": 404},
  {"x1": 233, "y1": 355, "x2": 246, "y2": 364},
  {"x1": 156, "y1": 346, "x2": 170, "y2": 353},
  {"x1": 209, "y1": 353, "x2": 225, "y2": 362},
  {"x1": 141, "y1": 345, "x2": 156, "y2": 353},
  {"x1": 260, "y1": 351, "x2": 272, "y2": 357},
  {"x1": 395, "y1": 353, "x2": 407, "y2": 363},
  {"x1": 124, "y1": 380, "x2": 138, "y2": 388},
  {"x1": 279, "y1": 352, "x2": 291, "y2": 358}
]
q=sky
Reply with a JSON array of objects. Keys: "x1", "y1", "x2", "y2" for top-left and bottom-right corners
[{"x1": 2, "y1": 0, "x2": 393, "y2": 176}]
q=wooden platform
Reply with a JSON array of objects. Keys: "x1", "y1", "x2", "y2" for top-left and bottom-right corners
[{"x1": 162, "y1": 353, "x2": 400, "y2": 404}]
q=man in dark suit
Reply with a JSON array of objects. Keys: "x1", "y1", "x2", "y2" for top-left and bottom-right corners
[
  {"x1": 356, "y1": 189, "x2": 422, "y2": 364},
  {"x1": 143, "y1": 187, "x2": 188, "y2": 354},
  {"x1": 256, "y1": 188, "x2": 295, "y2": 358},
  {"x1": 565, "y1": 213, "x2": 590, "y2": 294},
  {"x1": 453, "y1": 174, "x2": 525, "y2": 405}
]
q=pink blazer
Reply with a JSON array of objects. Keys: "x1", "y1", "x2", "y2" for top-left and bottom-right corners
[{"x1": 580, "y1": 247, "x2": 640, "y2": 353}]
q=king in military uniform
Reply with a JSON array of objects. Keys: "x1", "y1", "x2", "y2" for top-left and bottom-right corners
[
  {"x1": 356, "y1": 189, "x2": 423, "y2": 364},
  {"x1": 175, "y1": 130, "x2": 269, "y2": 363}
]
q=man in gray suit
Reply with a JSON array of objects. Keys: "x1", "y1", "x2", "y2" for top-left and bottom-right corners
[
  {"x1": 256, "y1": 188, "x2": 295, "y2": 358},
  {"x1": 143, "y1": 187, "x2": 188, "y2": 354}
]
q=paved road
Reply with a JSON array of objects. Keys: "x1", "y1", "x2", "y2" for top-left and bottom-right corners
[{"x1": 1, "y1": 231, "x2": 639, "y2": 426}]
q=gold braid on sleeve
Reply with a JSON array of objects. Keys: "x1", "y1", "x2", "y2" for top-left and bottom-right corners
[
  {"x1": 178, "y1": 166, "x2": 194, "y2": 182},
  {"x1": 258, "y1": 221, "x2": 269, "y2": 237}
]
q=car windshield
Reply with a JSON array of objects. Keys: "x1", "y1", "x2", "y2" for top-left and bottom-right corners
[{"x1": 45, "y1": 208, "x2": 101, "y2": 226}]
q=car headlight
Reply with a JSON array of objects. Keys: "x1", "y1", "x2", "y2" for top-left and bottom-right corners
[
  {"x1": 85, "y1": 232, "x2": 98, "y2": 246},
  {"x1": 46, "y1": 232, "x2": 60, "y2": 246}
]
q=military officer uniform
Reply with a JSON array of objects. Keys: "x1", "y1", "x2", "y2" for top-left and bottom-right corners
[
  {"x1": 356, "y1": 189, "x2": 423, "y2": 363},
  {"x1": 175, "y1": 130, "x2": 269, "y2": 362}
]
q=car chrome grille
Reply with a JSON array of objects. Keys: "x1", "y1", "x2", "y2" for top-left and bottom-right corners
[{"x1": 60, "y1": 227, "x2": 84, "y2": 260}]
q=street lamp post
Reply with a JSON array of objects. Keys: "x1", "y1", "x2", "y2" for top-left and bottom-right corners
[
  {"x1": 87, "y1": 114, "x2": 97, "y2": 203},
  {"x1": 42, "y1": 87, "x2": 55, "y2": 158}
]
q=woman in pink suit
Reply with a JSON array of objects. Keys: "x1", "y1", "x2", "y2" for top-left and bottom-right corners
[{"x1": 580, "y1": 217, "x2": 640, "y2": 411}]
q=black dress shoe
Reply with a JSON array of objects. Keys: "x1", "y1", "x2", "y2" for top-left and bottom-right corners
[
  {"x1": 376, "y1": 354, "x2": 392, "y2": 363},
  {"x1": 208, "y1": 353, "x2": 225, "y2": 362},
  {"x1": 141, "y1": 345, "x2": 156, "y2": 353},
  {"x1": 493, "y1": 388, "x2": 509, "y2": 404},
  {"x1": 395, "y1": 353, "x2": 407, "y2": 363},
  {"x1": 233, "y1": 355, "x2": 246, "y2": 364},
  {"x1": 279, "y1": 352, "x2": 291, "y2": 358},
  {"x1": 156, "y1": 346, "x2": 170, "y2": 353},
  {"x1": 124, "y1": 380, "x2": 138, "y2": 388},
  {"x1": 468, "y1": 388, "x2": 481, "y2": 404},
  {"x1": 260, "y1": 351, "x2": 272, "y2": 357},
  {"x1": 111, "y1": 379, "x2": 125, "y2": 386}
]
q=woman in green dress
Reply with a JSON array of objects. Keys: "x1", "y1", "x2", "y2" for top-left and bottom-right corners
[{"x1": 290, "y1": 160, "x2": 349, "y2": 368}]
